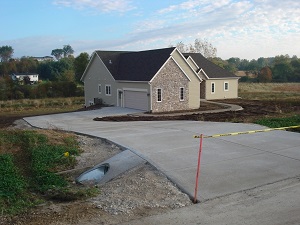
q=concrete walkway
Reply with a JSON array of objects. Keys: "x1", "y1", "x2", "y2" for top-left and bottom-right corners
[
  {"x1": 24, "y1": 107, "x2": 300, "y2": 203},
  {"x1": 199, "y1": 99, "x2": 243, "y2": 113}
]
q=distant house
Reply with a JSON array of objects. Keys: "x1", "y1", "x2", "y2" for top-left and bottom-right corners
[
  {"x1": 10, "y1": 73, "x2": 39, "y2": 84},
  {"x1": 31, "y1": 56, "x2": 54, "y2": 62},
  {"x1": 81, "y1": 47, "x2": 239, "y2": 112},
  {"x1": 183, "y1": 53, "x2": 239, "y2": 100}
]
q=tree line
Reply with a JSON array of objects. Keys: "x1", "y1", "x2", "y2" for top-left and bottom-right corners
[
  {"x1": 0, "y1": 45, "x2": 89, "y2": 82},
  {"x1": 210, "y1": 55, "x2": 300, "y2": 82},
  {"x1": 174, "y1": 40, "x2": 300, "y2": 83},
  {"x1": 0, "y1": 45, "x2": 88, "y2": 100}
]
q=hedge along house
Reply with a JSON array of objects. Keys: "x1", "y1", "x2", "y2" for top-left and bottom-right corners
[
  {"x1": 183, "y1": 53, "x2": 239, "y2": 100},
  {"x1": 81, "y1": 47, "x2": 202, "y2": 113}
]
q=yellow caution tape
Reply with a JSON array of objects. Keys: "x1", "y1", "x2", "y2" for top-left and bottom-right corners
[{"x1": 193, "y1": 125, "x2": 300, "y2": 139}]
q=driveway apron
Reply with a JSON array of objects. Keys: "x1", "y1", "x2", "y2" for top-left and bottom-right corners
[{"x1": 24, "y1": 107, "x2": 300, "y2": 201}]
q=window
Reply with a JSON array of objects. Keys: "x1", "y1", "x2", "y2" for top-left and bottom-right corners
[
  {"x1": 224, "y1": 82, "x2": 229, "y2": 91},
  {"x1": 98, "y1": 84, "x2": 101, "y2": 94},
  {"x1": 180, "y1": 87, "x2": 184, "y2": 101},
  {"x1": 105, "y1": 85, "x2": 111, "y2": 96},
  {"x1": 157, "y1": 88, "x2": 162, "y2": 102},
  {"x1": 211, "y1": 82, "x2": 215, "y2": 93}
]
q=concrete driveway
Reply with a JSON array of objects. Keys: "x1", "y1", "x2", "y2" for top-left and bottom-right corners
[{"x1": 24, "y1": 107, "x2": 300, "y2": 201}]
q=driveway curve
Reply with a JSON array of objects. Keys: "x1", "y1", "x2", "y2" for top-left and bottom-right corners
[{"x1": 24, "y1": 107, "x2": 300, "y2": 202}]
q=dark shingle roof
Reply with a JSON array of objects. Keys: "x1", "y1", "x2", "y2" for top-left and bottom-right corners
[
  {"x1": 183, "y1": 53, "x2": 238, "y2": 79},
  {"x1": 96, "y1": 47, "x2": 175, "y2": 81}
]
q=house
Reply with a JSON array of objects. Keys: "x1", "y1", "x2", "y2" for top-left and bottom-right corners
[
  {"x1": 183, "y1": 53, "x2": 239, "y2": 100},
  {"x1": 10, "y1": 73, "x2": 39, "y2": 84},
  {"x1": 31, "y1": 56, "x2": 54, "y2": 62},
  {"x1": 81, "y1": 47, "x2": 238, "y2": 112}
]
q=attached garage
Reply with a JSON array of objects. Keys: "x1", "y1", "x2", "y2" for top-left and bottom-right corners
[{"x1": 124, "y1": 90, "x2": 148, "y2": 111}]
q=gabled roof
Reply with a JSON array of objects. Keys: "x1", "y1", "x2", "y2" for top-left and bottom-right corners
[
  {"x1": 183, "y1": 53, "x2": 238, "y2": 79},
  {"x1": 96, "y1": 47, "x2": 176, "y2": 81}
]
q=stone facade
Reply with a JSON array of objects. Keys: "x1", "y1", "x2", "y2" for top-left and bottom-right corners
[{"x1": 151, "y1": 58, "x2": 189, "y2": 113}]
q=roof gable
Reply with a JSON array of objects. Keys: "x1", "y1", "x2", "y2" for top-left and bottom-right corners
[
  {"x1": 96, "y1": 47, "x2": 176, "y2": 82},
  {"x1": 183, "y1": 53, "x2": 238, "y2": 79}
]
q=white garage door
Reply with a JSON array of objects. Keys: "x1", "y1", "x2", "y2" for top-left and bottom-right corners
[{"x1": 124, "y1": 90, "x2": 148, "y2": 111}]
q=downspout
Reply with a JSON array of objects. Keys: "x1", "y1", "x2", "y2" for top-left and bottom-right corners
[{"x1": 149, "y1": 81, "x2": 152, "y2": 112}]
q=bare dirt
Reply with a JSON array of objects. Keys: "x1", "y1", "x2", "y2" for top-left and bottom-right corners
[{"x1": 94, "y1": 99, "x2": 300, "y2": 123}]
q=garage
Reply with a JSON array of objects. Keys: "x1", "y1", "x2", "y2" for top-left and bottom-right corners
[{"x1": 124, "y1": 90, "x2": 148, "y2": 111}]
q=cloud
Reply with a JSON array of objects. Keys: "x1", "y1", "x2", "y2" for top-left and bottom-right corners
[
  {"x1": 52, "y1": 0, "x2": 135, "y2": 13},
  {"x1": 127, "y1": 0, "x2": 300, "y2": 58},
  {"x1": 4, "y1": 1, "x2": 300, "y2": 60}
]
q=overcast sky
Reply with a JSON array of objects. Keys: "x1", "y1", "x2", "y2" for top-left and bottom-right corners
[{"x1": 1, "y1": 0, "x2": 299, "y2": 60}]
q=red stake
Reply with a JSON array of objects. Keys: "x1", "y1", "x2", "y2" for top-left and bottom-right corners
[{"x1": 194, "y1": 134, "x2": 203, "y2": 203}]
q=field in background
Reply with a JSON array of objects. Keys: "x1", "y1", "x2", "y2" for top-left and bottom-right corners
[
  {"x1": 238, "y1": 83, "x2": 300, "y2": 100},
  {"x1": 0, "y1": 97, "x2": 84, "y2": 117}
]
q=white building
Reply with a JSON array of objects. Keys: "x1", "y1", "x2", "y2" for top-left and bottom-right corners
[{"x1": 10, "y1": 73, "x2": 39, "y2": 84}]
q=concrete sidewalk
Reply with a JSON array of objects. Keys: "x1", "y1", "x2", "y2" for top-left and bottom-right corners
[{"x1": 24, "y1": 107, "x2": 300, "y2": 203}]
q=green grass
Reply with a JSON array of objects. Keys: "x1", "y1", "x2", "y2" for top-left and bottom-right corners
[
  {"x1": 255, "y1": 115, "x2": 300, "y2": 132},
  {"x1": 0, "y1": 130, "x2": 96, "y2": 215}
]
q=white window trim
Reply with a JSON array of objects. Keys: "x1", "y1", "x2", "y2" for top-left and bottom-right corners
[
  {"x1": 211, "y1": 82, "x2": 215, "y2": 94},
  {"x1": 180, "y1": 87, "x2": 184, "y2": 101},
  {"x1": 98, "y1": 84, "x2": 101, "y2": 94},
  {"x1": 105, "y1": 84, "x2": 111, "y2": 96},
  {"x1": 157, "y1": 88, "x2": 162, "y2": 102},
  {"x1": 224, "y1": 82, "x2": 229, "y2": 91}
]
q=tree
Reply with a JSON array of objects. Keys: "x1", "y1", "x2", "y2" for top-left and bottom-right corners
[
  {"x1": 272, "y1": 62, "x2": 293, "y2": 82},
  {"x1": 258, "y1": 67, "x2": 272, "y2": 82},
  {"x1": 291, "y1": 58, "x2": 300, "y2": 82},
  {"x1": 23, "y1": 76, "x2": 31, "y2": 85},
  {"x1": 51, "y1": 49, "x2": 64, "y2": 60},
  {"x1": 171, "y1": 38, "x2": 217, "y2": 58},
  {"x1": 17, "y1": 57, "x2": 38, "y2": 73},
  {"x1": 63, "y1": 45, "x2": 74, "y2": 58},
  {"x1": 0, "y1": 46, "x2": 14, "y2": 62},
  {"x1": 74, "y1": 52, "x2": 89, "y2": 82}
]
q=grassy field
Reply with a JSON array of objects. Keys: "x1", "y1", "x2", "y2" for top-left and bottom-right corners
[
  {"x1": 239, "y1": 83, "x2": 300, "y2": 100},
  {"x1": 0, "y1": 97, "x2": 85, "y2": 117},
  {"x1": 238, "y1": 83, "x2": 300, "y2": 129}
]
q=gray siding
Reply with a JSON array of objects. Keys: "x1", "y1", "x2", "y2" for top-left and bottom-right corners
[{"x1": 82, "y1": 54, "x2": 116, "y2": 106}]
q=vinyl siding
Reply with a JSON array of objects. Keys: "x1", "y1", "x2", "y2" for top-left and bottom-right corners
[
  {"x1": 82, "y1": 55, "x2": 116, "y2": 106},
  {"x1": 205, "y1": 79, "x2": 239, "y2": 100}
]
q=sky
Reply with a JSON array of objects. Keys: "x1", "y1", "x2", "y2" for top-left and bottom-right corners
[{"x1": 1, "y1": 0, "x2": 300, "y2": 60}]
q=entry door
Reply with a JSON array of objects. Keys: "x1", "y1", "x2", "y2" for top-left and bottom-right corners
[{"x1": 118, "y1": 90, "x2": 123, "y2": 107}]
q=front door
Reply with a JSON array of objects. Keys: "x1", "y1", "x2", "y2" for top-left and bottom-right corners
[{"x1": 117, "y1": 90, "x2": 123, "y2": 107}]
